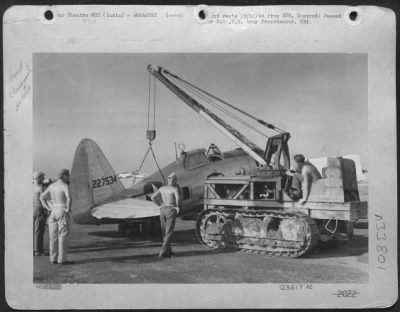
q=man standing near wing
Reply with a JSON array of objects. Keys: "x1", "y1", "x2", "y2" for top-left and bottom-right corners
[
  {"x1": 151, "y1": 172, "x2": 180, "y2": 258},
  {"x1": 40, "y1": 169, "x2": 73, "y2": 265}
]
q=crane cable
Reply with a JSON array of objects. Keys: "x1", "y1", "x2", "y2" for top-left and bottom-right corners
[
  {"x1": 167, "y1": 74, "x2": 270, "y2": 139},
  {"x1": 147, "y1": 70, "x2": 151, "y2": 129},
  {"x1": 164, "y1": 70, "x2": 286, "y2": 134},
  {"x1": 134, "y1": 73, "x2": 166, "y2": 185},
  {"x1": 167, "y1": 74, "x2": 269, "y2": 136},
  {"x1": 169, "y1": 73, "x2": 279, "y2": 134},
  {"x1": 147, "y1": 72, "x2": 157, "y2": 135},
  {"x1": 168, "y1": 75, "x2": 244, "y2": 126}
]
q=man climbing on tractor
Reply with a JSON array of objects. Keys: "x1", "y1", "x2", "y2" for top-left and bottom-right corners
[{"x1": 289, "y1": 154, "x2": 321, "y2": 204}]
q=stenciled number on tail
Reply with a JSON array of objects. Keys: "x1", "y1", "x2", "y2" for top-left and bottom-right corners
[{"x1": 91, "y1": 175, "x2": 118, "y2": 189}]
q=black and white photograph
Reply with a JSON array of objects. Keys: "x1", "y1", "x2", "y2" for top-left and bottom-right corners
[
  {"x1": 32, "y1": 53, "x2": 369, "y2": 284},
  {"x1": 3, "y1": 5, "x2": 397, "y2": 309}
]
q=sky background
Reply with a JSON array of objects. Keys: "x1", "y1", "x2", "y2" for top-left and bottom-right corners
[{"x1": 33, "y1": 53, "x2": 368, "y2": 179}]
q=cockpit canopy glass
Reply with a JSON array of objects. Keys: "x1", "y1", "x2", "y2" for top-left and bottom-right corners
[{"x1": 184, "y1": 150, "x2": 209, "y2": 169}]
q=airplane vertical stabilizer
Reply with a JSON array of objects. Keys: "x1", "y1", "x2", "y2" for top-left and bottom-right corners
[{"x1": 71, "y1": 138, "x2": 125, "y2": 224}]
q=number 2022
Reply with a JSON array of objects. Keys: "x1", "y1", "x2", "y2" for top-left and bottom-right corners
[{"x1": 336, "y1": 290, "x2": 359, "y2": 298}]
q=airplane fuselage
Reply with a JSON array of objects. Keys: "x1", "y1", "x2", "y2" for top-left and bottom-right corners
[
  {"x1": 70, "y1": 138, "x2": 261, "y2": 226},
  {"x1": 130, "y1": 148, "x2": 259, "y2": 218}
]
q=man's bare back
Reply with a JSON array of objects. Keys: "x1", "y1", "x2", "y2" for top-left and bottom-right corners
[{"x1": 40, "y1": 180, "x2": 71, "y2": 213}]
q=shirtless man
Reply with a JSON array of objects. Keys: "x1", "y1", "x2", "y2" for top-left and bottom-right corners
[
  {"x1": 33, "y1": 171, "x2": 46, "y2": 256},
  {"x1": 290, "y1": 154, "x2": 321, "y2": 205},
  {"x1": 40, "y1": 169, "x2": 72, "y2": 264},
  {"x1": 151, "y1": 172, "x2": 180, "y2": 258}
]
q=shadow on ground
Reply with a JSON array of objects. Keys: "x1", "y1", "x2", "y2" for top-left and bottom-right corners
[
  {"x1": 88, "y1": 228, "x2": 198, "y2": 242},
  {"x1": 70, "y1": 248, "x2": 229, "y2": 265},
  {"x1": 307, "y1": 235, "x2": 368, "y2": 259},
  {"x1": 71, "y1": 229, "x2": 199, "y2": 254},
  {"x1": 68, "y1": 240, "x2": 162, "y2": 254},
  {"x1": 81, "y1": 228, "x2": 367, "y2": 259}
]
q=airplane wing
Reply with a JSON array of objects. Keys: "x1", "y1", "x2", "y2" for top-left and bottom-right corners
[{"x1": 91, "y1": 198, "x2": 160, "y2": 220}]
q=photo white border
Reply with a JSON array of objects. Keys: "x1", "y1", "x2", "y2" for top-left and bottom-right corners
[{"x1": 3, "y1": 5, "x2": 397, "y2": 309}]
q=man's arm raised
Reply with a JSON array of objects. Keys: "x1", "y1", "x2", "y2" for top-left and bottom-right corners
[
  {"x1": 39, "y1": 187, "x2": 52, "y2": 212},
  {"x1": 151, "y1": 189, "x2": 162, "y2": 207}
]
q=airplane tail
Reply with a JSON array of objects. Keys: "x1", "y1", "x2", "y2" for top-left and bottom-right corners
[{"x1": 70, "y1": 138, "x2": 125, "y2": 224}]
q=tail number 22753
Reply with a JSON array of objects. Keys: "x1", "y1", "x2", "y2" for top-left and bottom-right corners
[{"x1": 92, "y1": 175, "x2": 117, "y2": 189}]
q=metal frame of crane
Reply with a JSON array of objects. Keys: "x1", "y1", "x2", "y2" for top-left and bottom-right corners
[{"x1": 147, "y1": 65, "x2": 368, "y2": 257}]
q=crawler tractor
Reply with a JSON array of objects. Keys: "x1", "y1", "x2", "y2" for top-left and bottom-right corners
[
  {"x1": 146, "y1": 65, "x2": 367, "y2": 257},
  {"x1": 196, "y1": 134, "x2": 368, "y2": 257}
]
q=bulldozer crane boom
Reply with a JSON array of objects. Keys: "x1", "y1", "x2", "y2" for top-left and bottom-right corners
[
  {"x1": 147, "y1": 65, "x2": 267, "y2": 166},
  {"x1": 163, "y1": 68, "x2": 286, "y2": 134}
]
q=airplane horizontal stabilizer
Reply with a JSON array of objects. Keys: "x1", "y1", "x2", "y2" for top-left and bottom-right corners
[{"x1": 91, "y1": 198, "x2": 160, "y2": 220}]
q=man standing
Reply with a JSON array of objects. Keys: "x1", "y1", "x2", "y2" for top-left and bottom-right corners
[
  {"x1": 40, "y1": 169, "x2": 73, "y2": 265},
  {"x1": 290, "y1": 154, "x2": 321, "y2": 205},
  {"x1": 151, "y1": 172, "x2": 180, "y2": 258},
  {"x1": 33, "y1": 171, "x2": 46, "y2": 256}
]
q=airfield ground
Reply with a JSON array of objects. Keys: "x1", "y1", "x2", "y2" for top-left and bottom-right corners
[{"x1": 34, "y1": 218, "x2": 368, "y2": 284}]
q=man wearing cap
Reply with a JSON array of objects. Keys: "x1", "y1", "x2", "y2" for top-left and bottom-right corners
[
  {"x1": 33, "y1": 171, "x2": 46, "y2": 256},
  {"x1": 151, "y1": 172, "x2": 180, "y2": 258},
  {"x1": 40, "y1": 169, "x2": 73, "y2": 265}
]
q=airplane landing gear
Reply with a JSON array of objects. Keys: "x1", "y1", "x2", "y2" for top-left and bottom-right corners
[
  {"x1": 117, "y1": 223, "x2": 132, "y2": 237},
  {"x1": 117, "y1": 219, "x2": 162, "y2": 241}
]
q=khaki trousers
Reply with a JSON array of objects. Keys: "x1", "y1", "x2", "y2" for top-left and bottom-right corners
[
  {"x1": 48, "y1": 207, "x2": 70, "y2": 263},
  {"x1": 159, "y1": 206, "x2": 177, "y2": 256},
  {"x1": 33, "y1": 213, "x2": 46, "y2": 253}
]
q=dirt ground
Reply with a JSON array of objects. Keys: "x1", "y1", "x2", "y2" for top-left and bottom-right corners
[{"x1": 34, "y1": 218, "x2": 368, "y2": 284}]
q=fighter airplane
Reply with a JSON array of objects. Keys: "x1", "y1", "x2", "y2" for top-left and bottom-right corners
[
  {"x1": 70, "y1": 65, "x2": 294, "y2": 235},
  {"x1": 70, "y1": 65, "x2": 367, "y2": 236},
  {"x1": 70, "y1": 138, "x2": 262, "y2": 235}
]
